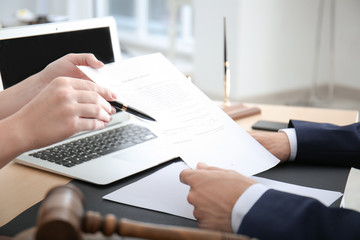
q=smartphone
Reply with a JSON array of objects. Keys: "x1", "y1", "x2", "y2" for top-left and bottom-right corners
[{"x1": 251, "y1": 120, "x2": 288, "y2": 132}]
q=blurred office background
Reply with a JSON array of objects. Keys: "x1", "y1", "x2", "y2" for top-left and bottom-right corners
[{"x1": 0, "y1": 0, "x2": 359, "y2": 111}]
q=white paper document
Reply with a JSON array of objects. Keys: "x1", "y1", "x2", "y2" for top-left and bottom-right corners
[
  {"x1": 341, "y1": 167, "x2": 360, "y2": 212},
  {"x1": 250, "y1": 176, "x2": 343, "y2": 207},
  {"x1": 104, "y1": 162, "x2": 194, "y2": 220},
  {"x1": 79, "y1": 53, "x2": 279, "y2": 176},
  {"x1": 103, "y1": 161, "x2": 343, "y2": 220}
]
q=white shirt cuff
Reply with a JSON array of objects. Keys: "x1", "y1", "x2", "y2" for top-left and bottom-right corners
[
  {"x1": 231, "y1": 183, "x2": 269, "y2": 232},
  {"x1": 279, "y1": 128, "x2": 297, "y2": 161}
]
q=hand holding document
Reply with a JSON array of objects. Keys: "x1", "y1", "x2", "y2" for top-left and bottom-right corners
[
  {"x1": 79, "y1": 53, "x2": 279, "y2": 176},
  {"x1": 104, "y1": 161, "x2": 343, "y2": 220}
]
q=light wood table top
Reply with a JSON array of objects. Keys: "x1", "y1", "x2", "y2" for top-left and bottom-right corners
[
  {"x1": 0, "y1": 163, "x2": 70, "y2": 227},
  {"x1": 237, "y1": 103, "x2": 358, "y2": 131},
  {"x1": 0, "y1": 103, "x2": 358, "y2": 227}
]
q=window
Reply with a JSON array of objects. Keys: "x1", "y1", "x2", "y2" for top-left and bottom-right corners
[
  {"x1": 108, "y1": 0, "x2": 136, "y2": 32},
  {"x1": 96, "y1": 0, "x2": 194, "y2": 74}
]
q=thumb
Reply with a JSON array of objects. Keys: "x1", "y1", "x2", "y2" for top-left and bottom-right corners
[
  {"x1": 69, "y1": 53, "x2": 104, "y2": 69},
  {"x1": 196, "y1": 162, "x2": 222, "y2": 171}
]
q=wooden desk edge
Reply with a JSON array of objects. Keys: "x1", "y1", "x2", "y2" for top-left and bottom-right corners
[{"x1": 0, "y1": 162, "x2": 71, "y2": 227}]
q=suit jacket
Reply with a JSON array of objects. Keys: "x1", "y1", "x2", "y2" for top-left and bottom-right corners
[
  {"x1": 289, "y1": 120, "x2": 360, "y2": 167},
  {"x1": 238, "y1": 189, "x2": 360, "y2": 240}
]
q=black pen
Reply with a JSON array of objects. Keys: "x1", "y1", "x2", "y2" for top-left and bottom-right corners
[{"x1": 109, "y1": 101, "x2": 156, "y2": 122}]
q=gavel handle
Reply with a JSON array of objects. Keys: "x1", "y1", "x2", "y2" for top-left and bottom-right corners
[
  {"x1": 84, "y1": 211, "x2": 256, "y2": 240},
  {"x1": 118, "y1": 218, "x2": 254, "y2": 240}
]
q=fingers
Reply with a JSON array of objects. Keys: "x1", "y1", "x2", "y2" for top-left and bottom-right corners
[
  {"x1": 179, "y1": 168, "x2": 194, "y2": 185},
  {"x1": 76, "y1": 103, "x2": 113, "y2": 123},
  {"x1": 76, "y1": 118, "x2": 109, "y2": 132},
  {"x1": 180, "y1": 163, "x2": 224, "y2": 185},
  {"x1": 75, "y1": 91, "x2": 114, "y2": 115},
  {"x1": 49, "y1": 77, "x2": 117, "y2": 121},
  {"x1": 67, "y1": 77, "x2": 117, "y2": 102},
  {"x1": 197, "y1": 163, "x2": 228, "y2": 172},
  {"x1": 196, "y1": 162, "x2": 222, "y2": 171},
  {"x1": 68, "y1": 79, "x2": 117, "y2": 119},
  {"x1": 67, "y1": 53, "x2": 104, "y2": 69}
]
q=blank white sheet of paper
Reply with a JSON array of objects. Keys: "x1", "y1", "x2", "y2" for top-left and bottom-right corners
[
  {"x1": 104, "y1": 161, "x2": 195, "y2": 220},
  {"x1": 341, "y1": 167, "x2": 360, "y2": 211},
  {"x1": 103, "y1": 161, "x2": 343, "y2": 220}
]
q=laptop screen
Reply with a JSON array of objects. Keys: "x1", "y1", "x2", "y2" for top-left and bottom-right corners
[{"x1": 0, "y1": 19, "x2": 118, "y2": 89}]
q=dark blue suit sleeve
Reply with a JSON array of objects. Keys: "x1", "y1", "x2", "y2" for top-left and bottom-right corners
[
  {"x1": 288, "y1": 120, "x2": 360, "y2": 167},
  {"x1": 238, "y1": 189, "x2": 360, "y2": 240}
]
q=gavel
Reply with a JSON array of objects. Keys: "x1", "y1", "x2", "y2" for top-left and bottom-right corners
[{"x1": 14, "y1": 184, "x2": 257, "y2": 240}]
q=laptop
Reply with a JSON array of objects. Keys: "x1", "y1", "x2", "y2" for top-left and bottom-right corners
[{"x1": 0, "y1": 17, "x2": 177, "y2": 185}]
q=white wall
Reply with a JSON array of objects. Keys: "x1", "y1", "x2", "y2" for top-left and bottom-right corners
[
  {"x1": 194, "y1": 0, "x2": 360, "y2": 101},
  {"x1": 0, "y1": 0, "x2": 37, "y2": 26},
  {"x1": 238, "y1": 0, "x2": 319, "y2": 98},
  {"x1": 0, "y1": 0, "x2": 90, "y2": 27},
  {"x1": 336, "y1": 0, "x2": 360, "y2": 89}
]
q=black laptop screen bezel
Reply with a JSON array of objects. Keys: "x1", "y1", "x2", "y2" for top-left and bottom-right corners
[{"x1": 0, "y1": 27, "x2": 115, "y2": 89}]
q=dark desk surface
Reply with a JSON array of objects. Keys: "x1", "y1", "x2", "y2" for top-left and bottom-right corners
[
  {"x1": 0, "y1": 103, "x2": 357, "y2": 237},
  {"x1": 0, "y1": 158, "x2": 350, "y2": 237}
]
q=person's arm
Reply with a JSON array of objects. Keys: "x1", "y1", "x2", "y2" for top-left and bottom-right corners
[
  {"x1": 180, "y1": 163, "x2": 360, "y2": 240},
  {"x1": 231, "y1": 183, "x2": 269, "y2": 232},
  {"x1": 249, "y1": 130, "x2": 291, "y2": 162},
  {"x1": 238, "y1": 189, "x2": 360, "y2": 240},
  {"x1": 0, "y1": 53, "x2": 103, "y2": 120},
  {"x1": 0, "y1": 77, "x2": 116, "y2": 168},
  {"x1": 289, "y1": 120, "x2": 360, "y2": 167},
  {"x1": 250, "y1": 119, "x2": 360, "y2": 167},
  {"x1": 278, "y1": 128, "x2": 297, "y2": 161}
]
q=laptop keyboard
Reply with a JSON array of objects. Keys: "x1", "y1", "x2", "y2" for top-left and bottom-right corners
[{"x1": 29, "y1": 124, "x2": 157, "y2": 168}]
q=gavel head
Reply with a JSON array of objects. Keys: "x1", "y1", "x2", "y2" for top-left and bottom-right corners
[
  {"x1": 16, "y1": 184, "x2": 253, "y2": 240},
  {"x1": 35, "y1": 184, "x2": 85, "y2": 240}
]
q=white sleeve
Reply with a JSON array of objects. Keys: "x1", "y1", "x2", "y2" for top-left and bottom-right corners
[
  {"x1": 231, "y1": 183, "x2": 269, "y2": 232},
  {"x1": 278, "y1": 128, "x2": 297, "y2": 161}
]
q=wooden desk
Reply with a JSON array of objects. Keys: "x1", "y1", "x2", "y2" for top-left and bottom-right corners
[
  {"x1": 237, "y1": 103, "x2": 359, "y2": 131},
  {"x1": 0, "y1": 163, "x2": 71, "y2": 227},
  {"x1": 0, "y1": 103, "x2": 358, "y2": 228}
]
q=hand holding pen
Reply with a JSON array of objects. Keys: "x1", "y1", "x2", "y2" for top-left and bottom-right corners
[{"x1": 109, "y1": 101, "x2": 156, "y2": 122}]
